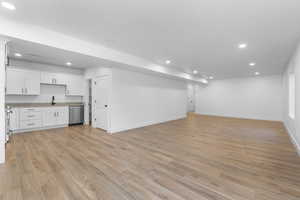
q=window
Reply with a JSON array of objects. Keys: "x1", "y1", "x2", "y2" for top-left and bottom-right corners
[{"x1": 289, "y1": 73, "x2": 295, "y2": 119}]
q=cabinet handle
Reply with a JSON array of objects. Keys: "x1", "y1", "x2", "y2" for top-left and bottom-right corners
[
  {"x1": 27, "y1": 123, "x2": 35, "y2": 126},
  {"x1": 57, "y1": 112, "x2": 59, "y2": 117},
  {"x1": 25, "y1": 88, "x2": 28, "y2": 94},
  {"x1": 54, "y1": 112, "x2": 56, "y2": 117},
  {"x1": 21, "y1": 88, "x2": 24, "y2": 94},
  {"x1": 28, "y1": 115, "x2": 35, "y2": 118}
]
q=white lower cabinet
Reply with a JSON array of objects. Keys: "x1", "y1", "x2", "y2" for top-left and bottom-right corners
[
  {"x1": 20, "y1": 120, "x2": 42, "y2": 129},
  {"x1": 42, "y1": 107, "x2": 69, "y2": 127},
  {"x1": 11, "y1": 106, "x2": 69, "y2": 132}
]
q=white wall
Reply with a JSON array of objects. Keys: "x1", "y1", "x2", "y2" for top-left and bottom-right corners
[
  {"x1": 283, "y1": 43, "x2": 300, "y2": 154},
  {"x1": 0, "y1": 39, "x2": 7, "y2": 164},
  {"x1": 196, "y1": 75, "x2": 283, "y2": 121},
  {"x1": 6, "y1": 59, "x2": 83, "y2": 103},
  {"x1": 110, "y1": 68, "x2": 187, "y2": 133}
]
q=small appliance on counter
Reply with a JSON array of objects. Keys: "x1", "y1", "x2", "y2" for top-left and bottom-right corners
[{"x1": 69, "y1": 104, "x2": 84, "y2": 125}]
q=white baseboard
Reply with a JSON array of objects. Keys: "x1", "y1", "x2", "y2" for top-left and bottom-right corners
[
  {"x1": 284, "y1": 123, "x2": 300, "y2": 156},
  {"x1": 195, "y1": 112, "x2": 282, "y2": 122},
  {"x1": 110, "y1": 115, "x2": 187, "y2": 134}
]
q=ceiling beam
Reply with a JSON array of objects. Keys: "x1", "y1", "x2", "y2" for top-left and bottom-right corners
[{"x1": 0, "y1": 18, "x2": 207, "y2": 84}]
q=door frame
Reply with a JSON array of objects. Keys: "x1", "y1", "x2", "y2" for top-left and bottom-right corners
[{"x1": 91, "y1": 75, "x2": 112, "y2": 133}]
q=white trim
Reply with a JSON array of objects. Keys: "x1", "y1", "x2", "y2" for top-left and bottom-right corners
[
  {"x1": 195, "y1": 112, "x2": 282, "y2": 122},
  {"x1": 0, "y1": 39, "x2": 8, "y2": 164},
  {"x1": 110, "y1": 115, "x2": 187, "y2": 134},
  {"x1": 284, "y1": 123, "x2": 300, "y2": 156}
]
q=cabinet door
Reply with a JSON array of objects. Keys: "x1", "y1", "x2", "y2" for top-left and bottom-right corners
[
  {"x1": 56, "y1": 107, "x2": 69, "y2": 125},
  {"x1": 10, "y1": 108, "x2": 19, "y2": 131},
  {"x1": 66, "y1": 75, "x2": 84, "y2": 96},
  {"x1": 41, "y1": 72, "x2": 67, "y2": 85},
  {"x1": 41, "y1": 72, "x2": 56, "y2": 84},
  {"x1": 42, "y1": 108, "x2": 56, "y2": 127},
  {"x1": 55, "y1": 73, "x2": 67, "y2": 85},
  {"x1": 6, "y1": 68, "x2": 25, "y2": 95},
  {"x1": 24, "y1": 71, "x2": 41, "y2": 95}
]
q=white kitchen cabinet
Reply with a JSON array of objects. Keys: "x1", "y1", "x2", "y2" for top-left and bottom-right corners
[
  {"x1": 6, "y1": 68, "x2": 40, "y2": 95},
  {"x1": 65, "y1": 74, "x2": 84, "y2": 96},
  {"x1": 42, "y1": 108, "x2": 57, "y2": 127},
  {"x1": 41, "y1": 72, "x2": 67, "y2": 85},
  {"x1": 10, "y1": 108, "x2": 19, "y2": 131},
  {"x1": 55, "y1": 107, "x2": 69, "y2": 125},
  {"x1": 20, "y1": 119, "x2": 42, "y2": 129},
  {"x1": 42, "y1": 106, "x2": 69, "y2": 127},
  {"x1": 9, "y1": 106, "x2": 69, "y2": 133}
]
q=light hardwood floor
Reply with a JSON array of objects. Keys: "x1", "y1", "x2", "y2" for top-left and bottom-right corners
[{"x1": 1, "y1": 113, "x2": 300, "y2": 200}]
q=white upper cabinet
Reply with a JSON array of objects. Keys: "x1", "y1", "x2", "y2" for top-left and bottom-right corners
[
  {"x1": 6, "y1": 68, "x2": 41, "y2": 95},
  {"x1": 65, "y1": 74, "x2": 84, "y2": 96},
  {"x1": 41, "y1": 72, "x2": 67, "y2": 85},
  {"x1": 7, "y1": 69, "x2": 84, "y2": 96}
]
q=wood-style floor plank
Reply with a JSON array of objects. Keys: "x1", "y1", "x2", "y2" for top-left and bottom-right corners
[{"x1": 1, "y1": 113, "x2": 300, "y2": 200}]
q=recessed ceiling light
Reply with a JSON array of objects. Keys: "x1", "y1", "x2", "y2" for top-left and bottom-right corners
[
  {"x1": 66, "y1": 62, "x2": 72, "y2": 66},
  {"x1": 249, "y1": 62, "x2": 256, "y2": 66},
  {"x1": 193, "y1": 70, "x2": 198, "y2": 74},
  {"x1": 165, "y1": 60, "x2": 171, "y2": 64},
  {"x1": 255, "y1": 72, "x2": 260, "y2": 76},
  {"x1": 208, "y1": 76, "x2": 214, "y2": 80},
  {"x1": 14, "y1": 53, "x2": 22, "y2": 57},
  {"x1": 1, "y1": 1, "x2": 16, "y2": 10},
  {"x1": 238, "y1": 43, "x2": 247, "y2": 49}
]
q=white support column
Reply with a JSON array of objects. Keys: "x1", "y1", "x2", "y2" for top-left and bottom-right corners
[{"x1": 0, "y1": 38, "x2": 8, "y2": 164}]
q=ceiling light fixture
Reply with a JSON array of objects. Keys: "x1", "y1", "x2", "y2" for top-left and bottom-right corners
[
  {"x1": 238, "y1": 43, "x2": 247, "y2": 49},
  {"x1": 66, "y1": 62, "x2": 72, "y2": 66},
  {"x1": 255, "y1": 72, "x2": 260, "y2": 76},
  {"x1": 193, "y1": 70, "x2": 198, "y2": 74},
  {"x1": 165, "y1": 60, "x2": 171, "y2": 64},
  {"x1": 249, "y1": 62, "x2": 256, "y2": 66},
  {"x1": 14, "y1": 53, "x2": 22, "y2": 57},
  {"x1": 1, "y1": 1, "x2": 16, "y2": 10},
  {"x1": 208, "y1": 76, "x2": 214, "y2": 80}
]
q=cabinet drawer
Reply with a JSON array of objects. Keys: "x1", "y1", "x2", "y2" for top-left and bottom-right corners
[
  {"x1": 20, "y1": 120, "x2": 42, "y2": 129},
  {"x1": 20, "y1": 111, "x2": 42, "y2": 121},
  {"x1": 20, "y1": 107, "x2": 41, "y2": 113}
]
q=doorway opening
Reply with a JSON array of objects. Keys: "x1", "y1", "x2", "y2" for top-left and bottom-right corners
[{"x1": 88, "y1": 79, "x2": 92, "y2": 125}]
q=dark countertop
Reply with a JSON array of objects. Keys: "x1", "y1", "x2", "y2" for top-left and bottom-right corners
[{"x1": 6, "y1": 102, "x2": 84, "y2": 108}]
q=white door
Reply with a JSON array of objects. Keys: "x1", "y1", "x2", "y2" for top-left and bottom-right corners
[
  {"x1": 187, "y1": 84, "x2": 195, "y2": 112},
  {"x1": 92, "y1": 76, "x2": 109, "y2": 130}
]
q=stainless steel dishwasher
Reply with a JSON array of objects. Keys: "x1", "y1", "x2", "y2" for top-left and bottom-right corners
[{"x1": 69, "y1": 104, "x2": 84, "y2": 125}]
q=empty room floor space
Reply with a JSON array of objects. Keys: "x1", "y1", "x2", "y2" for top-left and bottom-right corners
[{"x1": 1, "y1": 113, "x2": 300, "y2": 200}]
